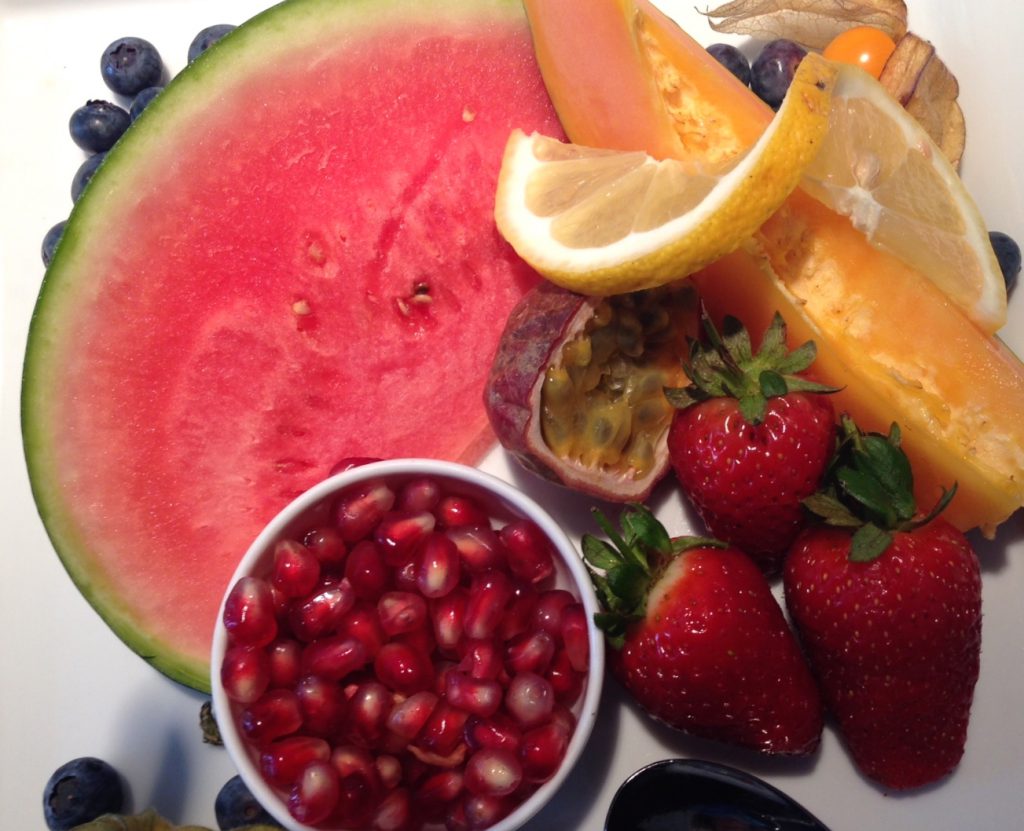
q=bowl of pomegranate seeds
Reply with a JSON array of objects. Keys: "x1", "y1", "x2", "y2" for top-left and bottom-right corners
[{"x1": 211, "y1": 458, "x2": 604, "y2": 831}]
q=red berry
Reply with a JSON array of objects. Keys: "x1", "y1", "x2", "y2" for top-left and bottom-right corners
[
  {"x1": 241, "y1": 688, "x2": 303, "y2": 743},
  {"x1": 345, "y1": 540, "x2": 390, "y2": 600},
  {"x1": 260, "y1": 735, "x2": 331, "y2": 788},
  {"x1": 301, "y1": 635, "x2": 368, "y2": 681},
  {"x1": 463, "y1": 571, "x2": 513, "y2": 640},
  {"x1": 415, "y1": 533, "x2": 462, "y2": 598},
  {"x1": 386, "y1": 691, "x2": 439, "y2": 741},
  {"x1": 436, "y1": 494, "x2": 490, "y2": 528},
  {"x1": 505, "y1": 672, "x2": 554, "y2": 728},
  {"x1": 498, "y1": 518, "x2": 555, "y2": 584},
  {"x1": 444, "y1": 671, "x2": 503, "y2": 718},
  {"x1": 464, "y1": 747, "x2": 523, "y2": 796},
  {"x1": 374, "y1": 641, "x2": 434, "y2": 695},
  {"x1": 396, "y1": 476, "x2": 442, "y2": 513},
  {"x1": 221, "y1": 644, "x2": 271, "y2": 704},
  {"x1": 519, "y1": 721, "x2": 570, "y2": 783},
  {"x1": 559, "y1": 603, "x2": 590, "y2": 672},
  {"x1": 223, "y1": 576, "x2": 278, "y2": 647},
  {"x1": 288, "y1": 759, "x2": 340, "y2": 824},
  {"x1": 378, "y1": 591, "x2": 429, "y2": 636},
  {"x1": 445, "y1": 525, "x2": 506, "y2": 574},
  {"x1": 295, "y1": 674, "x2": 348, "y2": 738},
  {"x1": 303, "y1": 525, "x2": 348, "y2": 568},
  {"x1": 335, "y1": 479, "x2": 395, "y2": 542},
  {"x1": 376, "y1": 510, "x2": 437, "y2": 566},
  {"x1": 271, "y1": 539, "x2": 321, "y2": 598},
  {"x1": 287, "y1": 579, "x2": 356, "y2": 642}
]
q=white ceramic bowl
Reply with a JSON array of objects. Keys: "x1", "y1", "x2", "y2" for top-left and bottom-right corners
[{"x1": 211, "y1": 458, "x2": 605, "y2": 831}]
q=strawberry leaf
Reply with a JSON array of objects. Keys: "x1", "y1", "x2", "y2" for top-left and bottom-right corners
[
  {"x1": 580, "y1": 534, "x2": 622, "y2": 572},
  {"x1": 607, "y1": 562, "x2": 648, "y2": 610},
  {"x1": 849, "y1": 522, "x2": 893, "y2": 562},
  {"x1": 802, "y1": 492, "x2": 861, "y2": 526},
  {"x1": 664, "y1": 308, "x2": 836, "y2": 424}
]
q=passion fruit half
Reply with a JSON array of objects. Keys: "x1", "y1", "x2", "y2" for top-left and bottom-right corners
[{"x1": 485, "y1": 281, "x2": 698, "y2": 501}]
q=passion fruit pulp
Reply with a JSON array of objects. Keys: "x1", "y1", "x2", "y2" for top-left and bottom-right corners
[{"x1": 485, "y1": 281, "x2": 697, "y2": 501}]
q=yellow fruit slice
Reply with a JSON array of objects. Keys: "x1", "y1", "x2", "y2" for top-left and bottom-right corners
[
  {"x1": 801, "y1": 61, "x2": 1006, "y2": 331},
  {"x1": 494, "y1": 52, "x2": 836, "y2": 296}
]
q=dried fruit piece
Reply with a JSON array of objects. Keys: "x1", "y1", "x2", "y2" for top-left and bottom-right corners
[
  {"x1": 485, "y1": 281, "x2": 697, "y2": 502},
  {"x1": 702, "y1": 0, "x2": 907, "y2": 50},
  {"x1": 878, "y1": 32, "x2": 966, "y2": 167}
]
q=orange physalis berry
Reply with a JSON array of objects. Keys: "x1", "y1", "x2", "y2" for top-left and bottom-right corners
[{"x1": 823, "y1": 26, "x2": 897, "y2": 79}]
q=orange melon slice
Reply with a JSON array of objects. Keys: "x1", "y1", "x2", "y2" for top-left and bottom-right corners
[{"x1": 522, "y1": 0, "x2": 1024, "y2": 536}]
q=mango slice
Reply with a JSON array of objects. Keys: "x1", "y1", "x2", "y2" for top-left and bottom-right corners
[{"x1": 522, "y1": 0, "x2": 1024, "y2": 535}]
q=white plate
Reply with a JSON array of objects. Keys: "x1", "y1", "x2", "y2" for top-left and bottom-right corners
[{"x1": 1, "y1": 1, "x2": 1021, "y2": 829}]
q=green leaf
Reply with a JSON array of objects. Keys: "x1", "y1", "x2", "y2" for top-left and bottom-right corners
[
  {"x1": 606, "y1": 562, "x2": 648, "y2": 611},
  {"x1": 803, "y1": 492, "x2": 861, "y2": 526},
  {"x1": 721, "y1": 314, "x2": 753, "y2": 364},
  {"x1": 580, "y1": 534, "x2": 621, "y2": 571},
  {"x1": 664, "y1": 385, "x2": 701, "y2": 409},
  {"x1": 849, "y1": 522, "x2": 893, "y2": 562},
  {"x1": 836, "y1": 466, "x2": 897, "y2": 526},
  {"x1": 758, "y1": 369, "x2": 788, "y2": 399},
  {"x1": 738, "y1": 390, "x2": 767, "y2": 424},
  {"x1": 775, "y1": 340, "x2": 816, "y2": 375},
  {"x1": 621, "y1": 505, "x2": 671, "y2": 555}
]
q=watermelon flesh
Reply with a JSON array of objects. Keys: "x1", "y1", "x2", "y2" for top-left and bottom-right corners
[{"x1": 22, "y1": 0, "x2": 562, "y2": 691}]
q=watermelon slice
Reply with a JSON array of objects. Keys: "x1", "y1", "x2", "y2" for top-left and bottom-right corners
[{"x1": 22, "y1": 0, "x2": 561, "y2": 691}]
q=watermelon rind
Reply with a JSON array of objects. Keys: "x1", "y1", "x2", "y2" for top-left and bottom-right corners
[{"x1": 22, "y1": 0, "x2": 548, "y2": 691}]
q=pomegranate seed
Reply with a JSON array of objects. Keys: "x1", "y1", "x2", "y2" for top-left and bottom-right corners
[
  {"x1": 464, "y1": 713, "x2": 523, "y2": 754},
  {"x1": 241, "y1": 688, "x2": 303, "y2": 743},
  {"x1": 296, "y1": 674, "x2": 348, "y2": 737},
  {"x1": 392, "y1": 558, "x2": 419, "y2": 593},
  {"x1": 464, "y1": 748, "x2": 523, "y2": 797},
  {"x1": 288, "y1": 579, "x2": 356, "y2": 642},
  {"x1": 345, "y1": 540, "x2": 390, "y2": 600},
  {"x1": 271, "y1": 539, "x2": 321, "y2": 598},
  {"x1": 445, "y1": 525, "x2": 506, "y2": 574},
  {"x1": 497, "y1": 581, "x2": 538, "y2": 642},
  {"x1": 550, "y1": 704, "x2": 577, "y2": 737},
  {"x1": 330, "y1": 456, "x2": 383, "y2": 475},
  {"x1": 431, "y1": 589, "x2": 468, "y2": 654},
  {"x1": 532, "y1": 589, "x2": 575, "y2": 637},
  {"x1": 301, "y1": 636, "x2": 369, "y2": 681},
  {"x1": 378, "y1": 591, "x2": 428, "y2": 636},
  {"x1": 288, "y1": 759, "x2": 340, "y2": 824},
  {"x1": 463, "y1": 571, "x2": 513, "y2": 640},
  {"x1": 386, "y1": 690, "x2": 439, "y2": 740},
  {"x1": 462, "y1": 792, "x2": 513, "y2": 830},
  {"x1": 335, "y1": 769, "x2": 382, "y2": 829},
  {"x1": 546, "y1": 648, "x2": 585, "y2": 707},
  {"x1": 444, "y1": 799, "x2": 469, "y2": 831},
  {"x1": 374, "y1": 641, "x2": 434, "y2": 695},
  {"x1": 223, "y1": 576, "x2": 278, "y2": 647},
  {"x1": 457, "y1": 639, "x2": 503, "y2": 681},
  {"x1": 415, "y1": 769, "x2": 464, "y2": 822},
  {"x1": 373, "y1": 787, "x2": 413, "y2": 831},
  {"x1": 498, "y1": 519, "x2": 556, "y2": 584},
  {"x1": 346, "y1": 680, "x2": 392, "y2": 746},
  {"x1": 377, "y1": 510, "x2": 437, "y2": 566},
  {"x1": 435, "y1": 494, "x2": 491, "y2": 528},
  {"x1": 416, "y1": 700, "x2": 470, "y2": 757},
  {"x1": 340, "y1": 601, "x2": 387, "y2": 659},
  {"x1": 396, "y1": 476, "x2": 442, "y2": 512},
  {"x1": 331, "y1": 744, "x2": 381, "y2": 781},
  {"x1": 260, "y1": 735, "x2": 331, "y2": 788},
  {"x1": 560, "y1": 602, "x2": 590, "y2": 672},
  {"x1": 415, "y1": 533, "x2": 462, "y2": 598},
  {"x1": 266, "y1": 637, "x2": 302, "y2": 688},
  {"x1": 376, "y1": 754, "x2": 403, "y2": 790},
  {"x1": 444, "y1": 671, "x2": 502, "y2": 718},
  {"x1": 396, "y1": 625, "x2": 436, "y2": 659},
  {"x1": 504, "y1": 629, "x2": 556, "y2": 675},
  {"x1": 303, "y1": 525, "x2": 348, "y2": 568},
  {"x1": 505, "y1": 671, "x2": 555, "y2": 728},
  {"x1": 221, "y1": 644, "x2": 271, "y2": 704},
  {"x1": 519, "y1": 721, "x2": 570, "y2": 783},
  {"x1": 335, "y1": 479, "x2": 396, "y2": 542}
]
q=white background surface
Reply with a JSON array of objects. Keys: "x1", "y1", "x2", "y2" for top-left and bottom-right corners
[{"x1": 1, "y1": 1, "x2": 1022, "y2": 829}]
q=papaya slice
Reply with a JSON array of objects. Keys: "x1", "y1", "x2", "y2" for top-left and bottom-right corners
[{"x1": 522, "y1": 0, "x2": 1024, "y2": 535}]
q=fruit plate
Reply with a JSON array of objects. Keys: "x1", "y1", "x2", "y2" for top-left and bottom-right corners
[{"x1": 0, "y1": 1, "x2": 1021, "y2": 829}]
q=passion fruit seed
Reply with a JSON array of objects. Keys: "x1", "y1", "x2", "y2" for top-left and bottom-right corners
[{"x1": 540, "y1": 289, "x2": 690, "y2": 480}]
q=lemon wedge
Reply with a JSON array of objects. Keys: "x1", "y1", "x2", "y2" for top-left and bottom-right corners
[
  {"x1": 494, "y1": 52, "x2": 837, "y2": 296},
  {"x1": 801, "y1": 62, "x2": 1006, "y2": 332}
]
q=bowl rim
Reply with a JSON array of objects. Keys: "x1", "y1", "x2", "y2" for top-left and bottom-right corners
[{"x1": 211, "y1": 458, "x2": 606, "y2": 831}]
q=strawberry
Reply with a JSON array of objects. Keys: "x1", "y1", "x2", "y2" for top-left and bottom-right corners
[
  {"x1": 665, "y1": 310, "x2": 836, "y2": 573},
  {"x1": 581, "y1": 504, "x2": 822, "y2": 755},
  {"x1": 784, "y1": 416, "x2": 982, "y2": 790}
]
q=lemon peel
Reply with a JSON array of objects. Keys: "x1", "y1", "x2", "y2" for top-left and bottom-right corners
[{"x1": 493, "y1": 52, "x2": 837, "y2": 296}]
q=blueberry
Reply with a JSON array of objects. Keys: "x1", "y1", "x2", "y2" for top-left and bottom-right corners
[
  {"x1": 130, "y1": 86, "x2": 163, "y2": 121},
  {"x1": 214, "y1": 775, "x2": 282, "y2": 830},
  {"x1": 42, "y1": 220, "x2": 68, "y2": 267},
  {"x1": 43, "y1": 757, "x2": 124, "y2": 831},
  {"x1": 750, "y1": 39, "x2": 807, "y2": 109},
  {"x1": 188, "y1": 24, "x2": 237, "y2": 63},
  {"x1": 101, "y1": 36, "x2": 165, "y2": 97},
  {"x1": 707, "y1": 43, "x2": 751, "y2": 87},
  {"x1": 71, "y1": 152, "x2": 107, "y2": 202},
  {"x1": 990, "y1": 231, "x2": 1021, "y2": 296},
  {"x1": 69, "y1": 100, "x2": 130, "y2": 153}
]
